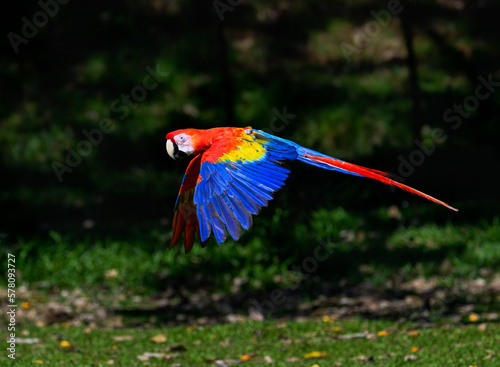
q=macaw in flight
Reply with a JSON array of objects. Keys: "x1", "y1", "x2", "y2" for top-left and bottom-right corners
[{"x1": 166, "y1": 127, "x2": 457, "y2": 253}]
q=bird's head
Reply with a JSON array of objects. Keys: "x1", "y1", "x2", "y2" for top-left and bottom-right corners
[{"x1": 165, "y1": 129, "x2": 206, "y2": 160}]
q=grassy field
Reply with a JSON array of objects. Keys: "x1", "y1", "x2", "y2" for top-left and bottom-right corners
[
  {"x1": 5, "y1": 206, "x2": 500, "y2": 295},
  {"x1": 3, "y1": 318, "x2": 498, "y2": 366},
  {"x1": 1, "y1": 208, "x2": 499, "y2": 366}
]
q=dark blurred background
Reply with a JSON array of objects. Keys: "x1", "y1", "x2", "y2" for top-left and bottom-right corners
[{"x1": 1, "y1": 1, "x2": 499, "y2": 293}]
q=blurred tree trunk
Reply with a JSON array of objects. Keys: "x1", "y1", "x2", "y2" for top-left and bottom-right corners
[{"x1": 400, "y1": 2, "x2": 422, "y2": 140}]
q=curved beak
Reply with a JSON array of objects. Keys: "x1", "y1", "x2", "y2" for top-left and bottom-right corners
[
  {"x1": 166, "y1": 139, "x2": 178, "y2": 159},
  {"x1": 166, "y1": 139, "x2": 188, "y2": 160}
]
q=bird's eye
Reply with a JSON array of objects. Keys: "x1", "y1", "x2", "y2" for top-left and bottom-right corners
[{"x1": 179, "y1": 136, "x2": 184, "y2": 141}]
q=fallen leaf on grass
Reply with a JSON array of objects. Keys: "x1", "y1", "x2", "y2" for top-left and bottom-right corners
[
  {"x1": 304, "y1": 351, "x2": 328, "y2": 359},
  {"x1": 408, "y1": 330, "x2": 419, "y2": 337},
  {"x1": 403, "y1": 354, "x2": 417, "y2": 361},
  {"x1": 469, "y1": 313, "x2": 479, "y2": 322},
  {"x1": 15, "y1": 338, "x2": 40, "y2": 344},
  {"x1": 104, "y1": 269, "x2": 118, "y2": 279},
  {"x1": 112, "y1": 335, "x2": 134, "y2": 341},
  {"x1": 240, "y1": 353, "x2": 256, "y2": 361},
  {"x1": 338, "y1": 332, "x2": 366, "y2": 339},
  {"x1": 411, "y1": 347, "x2": 419, "y2": 352},
  {"x1": 322, "y1": 315, "x2": 335, "y2": 323},
  {"x1": 377, "y1": 331, "x2": 390, "y2": 336},
  {"x1": 214, "y1": 359, "x2": 242, "y2": 366},
  {"x1": 149, "y1": 333, "x2": 167, "y2": 343},
  {"x1": 484, "y1": 349, "x2": 498, "y2": 359},
  {"x1": 329, "y1": 326, "x2": 343, "y2": 332},
  {"x1": 136, "y1": 352, "x2": 179, "y2": 361},
  {"x1": 60, "y1": 340, "x2": 71, "y2": 348},
  {"x1": 226, "y1": 314, "x2": 246, "y2": 323},
  {"x1": 263, "y1": 356, "x2": 274, "y2": 363},
  {"x1": 249, "y1": 307, "x2": 264, "y2": 321}
]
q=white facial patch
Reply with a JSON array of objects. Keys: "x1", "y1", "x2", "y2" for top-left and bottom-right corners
[{"x1": 174, "y1": 133, "x2": 194, "y2": 155}]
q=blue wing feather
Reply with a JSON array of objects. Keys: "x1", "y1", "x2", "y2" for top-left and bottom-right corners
[
  {"x1": 194, "y1": 129, "x2": 299, "y2": 243},
  {"x1": 227, "y1": 182, "x2": 261, "y2": 214},
  {"x1": 198, "y1": 204, "x2": 212, "y2": 241},
  {"x1": 207, "y1": 201, "x2": 227, "y2": 243},
  {"x1": 224, "y1": 194, "x2": 253, "y2": 229},
  {"x1": 213, "y1": 195, "x2": 241, "y2": 241},
  {"x1": 232, "y1": 170, "x2": 280, "y2": 191},
  {"x1": 232, "y1": 163, "x2": 285, "y2": 188},
  {"x1": 232, "y1": 174, "x2": 273, "y2": 203}
]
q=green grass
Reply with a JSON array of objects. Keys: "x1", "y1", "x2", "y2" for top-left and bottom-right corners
[
  {"x1": 2, "y1": 210, "x2": 499, "y2": 366},
  {"x1": 3, "y1": 210, "x2": 500, "y2": 296},
  {"x1": 3, "y1": 319, "x2": 498, "y2": 366}
]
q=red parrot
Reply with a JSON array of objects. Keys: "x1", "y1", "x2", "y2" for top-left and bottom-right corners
[{"x1": 165, "y1": 127, "x2": 457, "y2": 253}]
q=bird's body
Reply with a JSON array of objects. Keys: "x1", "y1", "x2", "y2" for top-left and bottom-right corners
[{"x1": 166, "y1": 127, "x2": 457, "y2": 253}]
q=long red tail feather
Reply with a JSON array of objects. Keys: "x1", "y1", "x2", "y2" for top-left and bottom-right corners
[{"x1": 305, "y1": 154, "x2": 458, "y2": 212}]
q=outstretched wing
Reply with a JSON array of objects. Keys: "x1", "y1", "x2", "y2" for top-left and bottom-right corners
[
  {"x1": 171, "y1": 154, "x2": 208, "y2": 253},
  {"x1": 194, "y1": 128, "x2": 298, "y2": 243},
  {"x1": 257, "y1": 129, "x2": 458, "y2": 212}
]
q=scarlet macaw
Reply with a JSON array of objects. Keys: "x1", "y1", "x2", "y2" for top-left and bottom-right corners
[{"x1": 166, "y1": 127, "x2": 457, "y2": 253}]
